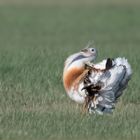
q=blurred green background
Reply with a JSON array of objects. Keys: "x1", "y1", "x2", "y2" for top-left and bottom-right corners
[{"x1": 0, "y1": 0, "x2": 139, "y2": 140}]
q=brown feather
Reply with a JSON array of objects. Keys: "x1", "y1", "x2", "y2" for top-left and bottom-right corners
[{"x1": 63, "y1": 67, "x2": 85, "y2": 91}]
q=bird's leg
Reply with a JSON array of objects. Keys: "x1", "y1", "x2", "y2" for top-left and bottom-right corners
[
  {"x1": 93, "y1": 94, "x2": 98, "y2": 109},
  {"x1": 82, "y1": 95, "x2": 92, "y2": 113},
  {"x1": 82, "y1": 96, "x2": 89, "y2": 113}
]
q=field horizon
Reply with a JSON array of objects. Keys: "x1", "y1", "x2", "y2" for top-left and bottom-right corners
[{"x1": 0, "y1": 0, "x2": 140, "y2": 6}]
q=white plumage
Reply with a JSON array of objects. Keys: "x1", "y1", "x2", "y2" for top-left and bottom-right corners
[
  {"x1": 86, "y1": 58, "x2": 132, "y2": 114},
  {"x1": 63, "y1": 47, "x2": 132, "y2": 114}
]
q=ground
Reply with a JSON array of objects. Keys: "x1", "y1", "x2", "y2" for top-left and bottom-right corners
[{"x1": 0, "y1": 0, "x2": 140, "y2": 140}]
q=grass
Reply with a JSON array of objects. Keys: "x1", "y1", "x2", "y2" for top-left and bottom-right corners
[{"x1": 0, "y1": 1, "x2": 140, "y2": 140}]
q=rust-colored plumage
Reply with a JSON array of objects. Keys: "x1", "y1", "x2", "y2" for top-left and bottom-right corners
[{"x1": 63, "y1": 67, "x2": 85, "y2": 91}]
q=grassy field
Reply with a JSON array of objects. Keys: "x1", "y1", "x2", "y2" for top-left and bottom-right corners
[{"x1": 0, "y1": 0, "x2": 140, "y2": 140}]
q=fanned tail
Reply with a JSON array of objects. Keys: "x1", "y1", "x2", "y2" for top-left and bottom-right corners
[{"x1": 83, "y1": 57, "x2": 132, "y2": 114}]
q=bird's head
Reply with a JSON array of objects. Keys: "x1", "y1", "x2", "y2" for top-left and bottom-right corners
[{"x1": 64, "y1": 47, "x2": 97, "y2": 71}]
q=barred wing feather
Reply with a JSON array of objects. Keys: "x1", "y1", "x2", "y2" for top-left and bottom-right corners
[{"x1": 84, "y1": 58, "x2": 132, "y2": 114}]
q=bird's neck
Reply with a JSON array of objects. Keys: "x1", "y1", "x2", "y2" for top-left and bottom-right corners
[{"x1": 63, "y1": 66, "x2": 85, "y2": 91}]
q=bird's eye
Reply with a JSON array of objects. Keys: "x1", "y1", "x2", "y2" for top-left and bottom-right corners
[{"x1": 90, "y1": 48, "x2": 95, "y2": 52}]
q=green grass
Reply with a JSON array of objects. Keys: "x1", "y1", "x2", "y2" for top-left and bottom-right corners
[{"x1": 0, "y1": 1, "x2": 140, "y2": 140}]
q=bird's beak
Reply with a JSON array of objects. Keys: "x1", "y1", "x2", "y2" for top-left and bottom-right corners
[{"x1": 81, "y1": 48, "x2": 88, "y2": 53}]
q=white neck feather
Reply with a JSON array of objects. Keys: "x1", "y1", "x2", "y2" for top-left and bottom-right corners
[{"x1": 64, "y1": 53, "x2": 85, "y2": 72}]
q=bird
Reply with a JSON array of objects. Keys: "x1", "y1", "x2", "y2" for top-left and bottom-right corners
[{"x1": 63, "y1": 45, "x2": 132, "y2": 114}]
